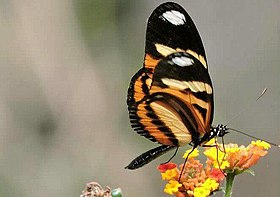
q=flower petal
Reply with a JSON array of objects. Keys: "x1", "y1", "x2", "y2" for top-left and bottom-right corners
[
  {"x1": 164, "y1": 180, "x2": 182, "y2": 195},
  {"x1": 183, "y1": 148, "x2": 199, "y2": 159},
  {"x1": 158, "y1": 162, "x2": 177, "y2": 173}
]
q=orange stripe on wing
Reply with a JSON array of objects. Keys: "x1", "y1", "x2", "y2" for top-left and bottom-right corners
[
  {"x1": 132, "y1": 72, "x2": 152, "y2": 103},
  {"x1": 189, "y1": 94, "x2": 212, "y2": 134},
  {"x1": 136, "y1": 102, "x2": 175, "y2": 145},
  {"x1": 150, "y1": 86, "x2": 210, "y2": 135},
  {"x1": 144, "y1": 54, "x2": 160, "y2": 73}
]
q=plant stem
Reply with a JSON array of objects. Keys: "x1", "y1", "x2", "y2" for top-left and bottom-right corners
[{"x1": 224, "y1": 172, "x2": 235, "y2": 197}]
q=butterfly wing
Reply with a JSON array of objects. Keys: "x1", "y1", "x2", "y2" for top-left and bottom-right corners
[
  {"x1": 151, "y1": 52, "x2": 214, "y2": 143},
  {"x1": 129, "y1": 52, "x2": 213, "y2": 147},
  {"x1": 127, "y1": 2, "x2": 213, "y2": 147},
  {"x1": 128, "y1": 2, "x2": 208, "y2": 107},
  {"x1": 144, "y1": 2, "x2": 207, "y2": 73}
]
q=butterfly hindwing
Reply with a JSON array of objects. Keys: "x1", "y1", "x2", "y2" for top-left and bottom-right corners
[
  {"x1": 128, "y1": 52, "x2": 213, "y2": 146},
  {"x1": 151, "y1": 52, "x2": 214, "y2": 137}
]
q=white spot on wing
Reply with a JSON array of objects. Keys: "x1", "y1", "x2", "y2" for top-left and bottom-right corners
[
  {"x1": 160, "y1": 10, "x2": 186, "y2": 25},
  {"x1": 186, "y1": 49, "x2": 207, "y2": 69},
  {"x1": 172, "y1": 56, "x2": 194, "y2": 67}
]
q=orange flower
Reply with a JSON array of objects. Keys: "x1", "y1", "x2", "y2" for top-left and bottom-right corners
[
  {"x1": 224, "y1": 140, "x2": 270, "y2": 171},
  {"x1": 179, "y1": 158, "x2": 207, "y2": 192},
  {"x1": 204, "y1": 140, "x2": 270, "y2": 173},
  {"x1": 209, "y1": 168, "x2": 225, "y2": 182}
]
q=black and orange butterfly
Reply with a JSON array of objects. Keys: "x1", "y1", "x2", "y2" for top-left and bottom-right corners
[{"x1": 126, "y1": 2, "x2": 228, "y2": 170}]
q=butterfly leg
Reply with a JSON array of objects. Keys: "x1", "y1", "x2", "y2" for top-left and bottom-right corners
[
  {"x1": 214, "y1": 137, "x2": 227, "y2": 177},
  {"x1": 161, "y1": 146, "x2": 179, "y2": 164},
  {"x1": 221, "y1": 136, "x2": 227, "y2": 169},
  {"x1": 202, "y1": 138, "x2": 226, "y2": 153},
  {"x1": 202, "y1": 138, "x2": 227, "y2": 177},
  {"x1": 178, "y1": 146, "x2": 197, "y2": 182}
]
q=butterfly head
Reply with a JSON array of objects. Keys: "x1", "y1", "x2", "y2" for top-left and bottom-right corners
[
  {"x1": 197, "y1": 124, "x2": 228, "y2": 146},
  {"x1": 211, "y1": 124, "x2": 229, "y2": 138}
]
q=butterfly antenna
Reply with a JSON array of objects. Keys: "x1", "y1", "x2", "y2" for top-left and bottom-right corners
[
  {"x1": 228, "y1": 127, "x2": 280, "y2": 148},
  {"x1": 225, "y1": 88, "x2": 267, "y2": 126}
]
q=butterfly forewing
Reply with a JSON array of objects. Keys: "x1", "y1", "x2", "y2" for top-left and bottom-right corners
[
  {"x1": 127, "y1": 68, "x2": 152, "y2": 105},
  {"x1": 144, "y1": 2, "x2": 207, "y2": 73}
]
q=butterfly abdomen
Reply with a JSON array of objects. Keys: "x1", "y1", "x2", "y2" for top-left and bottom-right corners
[{"x1": 125, "y1": 145, "x2": 176, "y2": 170}]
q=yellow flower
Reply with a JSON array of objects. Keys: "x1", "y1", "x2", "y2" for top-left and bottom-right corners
[
  {"x1": 193, "y1": 186, "x2": 210, "y2": 197},
  {"x1": 212, "y1": 160, "x2": 230, "y2": 170},
  {"x1": 183, "y1": 148, "x2": 199, "y2": 159},
  {"x1": 161, "y1": 168, "x2": 178, "y2": 181},
  {"x1": 163, "y1": 180, "x2": 182, "y2": 195},
  {"x1": 251, "y1": 140, "x2": 271, "y2": 150},
  {"x1": 204, "y1": 147, "x2": 229, "y2": 170},
  {"x1": 204, "y1": 138, "x2": 216, "y2": 146},
  {"x1": 204, "y1": 147, "x2": 217, "y2": 160},
  {"x1": 202, "y1": 178, "x2": 219, "y2": 191}
]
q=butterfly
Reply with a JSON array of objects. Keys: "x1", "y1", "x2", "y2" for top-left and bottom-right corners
[{"x1": 126, "y1": 2, "x2": 228, "y2": 170}]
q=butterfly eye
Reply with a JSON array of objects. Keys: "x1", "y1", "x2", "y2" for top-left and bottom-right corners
[{"x1": 172, "y1": 56, "x2": 194, "y2": 67}]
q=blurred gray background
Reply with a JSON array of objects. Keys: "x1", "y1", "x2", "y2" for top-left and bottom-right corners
[{"x1": 0, "y1": 0, "x2": 279, "y2": 196}]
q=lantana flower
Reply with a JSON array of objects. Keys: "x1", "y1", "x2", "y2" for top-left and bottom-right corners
[
  {"x1": 157, "y1": 140, "x2": 271, "y2": 197},
  {"x1": 158, "y1": 148, "x2": 224, "y2": 197},
  {"x1": 205, "y1": 140, "x2": 270, "y2": 174}
]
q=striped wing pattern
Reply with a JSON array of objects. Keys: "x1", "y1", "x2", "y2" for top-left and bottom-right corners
[{"x1": 127, "y1": 2, "x2": 214, "y2": 149}]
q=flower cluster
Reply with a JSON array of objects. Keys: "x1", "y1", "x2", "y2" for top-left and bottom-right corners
[
  {"x1": 205, "y1": 139, "x2": 270, "y2": 174},
  {"x1": 157, "y1": 140, "x2": 271, "y2": 197},
  {"x1": 158, "y1": 149, "x2": 224, "y2": 197}
]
